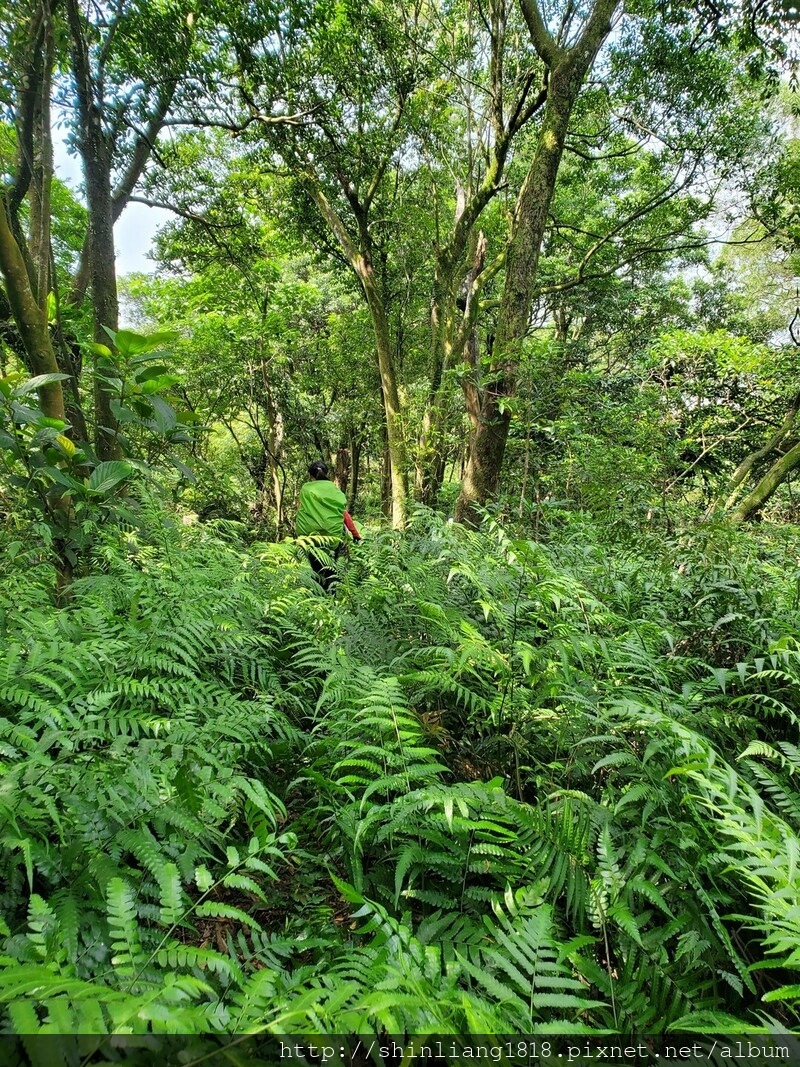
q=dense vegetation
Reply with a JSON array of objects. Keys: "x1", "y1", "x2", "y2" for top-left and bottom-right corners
[
  {"x1": 3, "y1": 507, "x2": 800, "y2": 1037},
  {"x1": 4, "y1": 464, "x2": 800, "y2": 1036},
  {"x1": 2, "y1": 0, "x2": 800, "y2": 1045}
]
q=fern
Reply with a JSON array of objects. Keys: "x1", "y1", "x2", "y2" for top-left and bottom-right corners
[
  {"x1": 5, "y1": 506, "x2": 800, "y2": 1038},
  {"x1": 107, "y1": 878, "x2": 146, "y2": 976}
]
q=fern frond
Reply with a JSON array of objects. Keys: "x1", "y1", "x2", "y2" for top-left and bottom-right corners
[{"x1": 107, "y1": 878, "x2": 146, "y2": 975}]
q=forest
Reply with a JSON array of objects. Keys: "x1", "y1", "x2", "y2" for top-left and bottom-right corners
[{"x1": 1, "y1": 0, "x2": 800, "y2": 1053}]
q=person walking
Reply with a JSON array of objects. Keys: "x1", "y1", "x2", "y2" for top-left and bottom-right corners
[{"x1": 296, "y1": 460, "x2": 361, "y2": 590}]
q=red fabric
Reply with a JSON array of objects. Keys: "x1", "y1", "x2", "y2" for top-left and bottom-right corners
[{"x1": 343, "y1": 511, "x2": 361, "y2": 540}]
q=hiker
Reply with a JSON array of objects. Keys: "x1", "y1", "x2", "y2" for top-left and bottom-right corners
[{"x1": 296, "y1": 460, "x2": 361, "y2": 590}]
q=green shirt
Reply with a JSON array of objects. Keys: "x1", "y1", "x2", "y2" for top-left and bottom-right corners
[{"x1": 296, "y1": 479, "x2": 347, "y2": 539}]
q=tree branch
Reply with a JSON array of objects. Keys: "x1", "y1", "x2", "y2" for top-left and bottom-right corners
[
  {"x1": 518, "y1": 0, "x2": 562, "y2": 66},
  {"x1": 126, "y1": 195, "x2": 238, "y2": 228}
]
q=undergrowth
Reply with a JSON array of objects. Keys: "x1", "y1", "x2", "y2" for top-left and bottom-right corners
[{"x1": 1, "y1": 507, "x2": 800, "y2": 1038}]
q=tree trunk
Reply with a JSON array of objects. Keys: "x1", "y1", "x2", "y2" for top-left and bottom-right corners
[
  {"x1": 0, "y1": 193, "x2": 74, "y2": 597},
  {"x1": 68, "y1": 78, "x2": 182, "y2": 309},
  {"x1": 349, "y1": 431, "x2": 363, "y2": 513},
  {"x1": 269, "y1": 414, "x2": 287, "y2": 536},
  {"x1": 417, "y1": 273, "x2": 456, "y2": 503},
  {"x1": 455, "y1": 75, "x2": 573, "y2": 523},
  {"x1": 28, "y1": 0, "x2": 55, "y2": 311},
  {"x1": 418, "y1": 231, "x2": 488, "y2": 504},
  {"x1": 455, "y1": 0, "x2": 620, "y2": 526},
  {"x1": 717, "y1": 394, "x2": 800, "y2": 514},
  {"x1": 257, "y1": 360, "x2": 287, "y2": 534},
  {"x1": 1, "y1": 0, "x2": 91, "y2": 456},
  {"x1": 416, "y1": 0, "x2": 548, "y2": 505},
  {"x1": 380, "y1": 423, "x2": 392, "y2": 518},
  {"x1": 360, "y1": 259, "x2": 408, "y2": 527},
  {"x1": 729, "y1": 441, "x2": 800, "y2": 522},
  {"x1": 66, "y1": 0, "x2": 122, "y2": 461},
  {"x1": 334, "y1": 446, "x2": 350, "y2": 496},
  {"x1": 51, "y1": 286, "x2": 92, "y2": 444},
  {"x1": 456, "y1": 396, "x2": 510, "y2": 523},
  {"x1": 0, "y1": 200, "x2": 65, "y2": 423},
  {"x1": 308, "y1": 182, "x2": 408, "y2": 527}
]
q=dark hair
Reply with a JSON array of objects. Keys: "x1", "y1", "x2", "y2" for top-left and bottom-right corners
[{"x1": 309, "y1": 460, "x2": 328, "y2": 479}]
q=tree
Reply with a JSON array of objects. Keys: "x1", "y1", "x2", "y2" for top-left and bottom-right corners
[
  {"x1": 455, "y1": 0, "x2": 620, "y2": 522},
  {"x1": 123, "y1": 162, "x2": 379, "y2": 531},
  {"x1": 454, "y1": 0, "x2": 775, "y2": 523},
  {"x1": 63, "y1": 0, "x2": 200, "y2": 459},
  {"x1": 0, "y1": 0, "x2": 66, "y2": 425},
  {"x1": 413, "y1": 0, "x2": 548, "y2": 504},
  {"x1": 222, "y1": 0, "x2": 428, "y2": 526},
  {"x1": 715, "y1": 132, "x2": 800, "y2": 521},
  {"x1": 206, "y1": 0, "x2": 558, "y2": 524},
  {"x1": 1, "y1": 0, "x2": 206, "y2": 461},
  {"x1": 644, "y1": 328, "x2": 789, "y2": 507}
]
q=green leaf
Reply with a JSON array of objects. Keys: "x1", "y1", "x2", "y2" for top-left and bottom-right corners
[
  {"x1": 762, "y1": 984, "x2": 800, "y2": 1003},
  {"x1": 0, "y1": 371, "x2": 24, "y2": 397},
  {"x1": 113, "y1": 328, "x2": 178, "y2": 358},
  {"x1": 132, "y1": 365, "x2": 169, "y2": 382},
  {"x1": 711, "y1": 667, "x2": 728, "y2": 693},
  {"x1": 13, "y1": 374, "x2": 70, "y2": 396},
  {"x1": 168, "y1": 455, "x2": 196, "y2": 482},
  {"x1": 158, "y1": 863, "x2": 185, "y2": 927},
  {"x1": 88, "y1": 461, "x2": 132, "y2": 493},
  {"x1": 140, "y1": 374, "x2": 181, "y2": 395},
  {"x1": 110, "y1": 400, "x2": 142, "y2": 425},
  {"x1": 89, "y1": 343, "x2": 114, "y2": 358},
  {"x1": 147, "y1": 396, "x2": 178, "y2": 434},
  {"x1": 195, "y1": 866, "x2": 214, "y2": 893},
  {"x1": 44, "y1": 467, "x2": 85, "y2": 492},
  {"x1": 12, "y1": 403, "x2": 48, "y2": 426}
]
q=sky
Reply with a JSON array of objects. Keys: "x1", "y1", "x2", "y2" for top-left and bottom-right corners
[{"x1": 113, "y1": 201, "x2": 171, "y2": 275}]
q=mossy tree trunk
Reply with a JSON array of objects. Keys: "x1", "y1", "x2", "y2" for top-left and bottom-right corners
[
  {"x1": 65, "y1": 0, "x2": 123, "y2": 461},
  {"x1": 0, "y1": 201, "x2": 65, "y2": 423},
  {"x1": 309, "y1": 183, "x2": 409, "y2": 529},
  {"x1": 729, "y1": 442, "x2": 800, "y2": 522},
  {"x1": 416, "y1": 0, "x2": 548, "y2": 505},
  {"x1": 455, "y1": 0, "x2": 620, "y2": 526}
]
